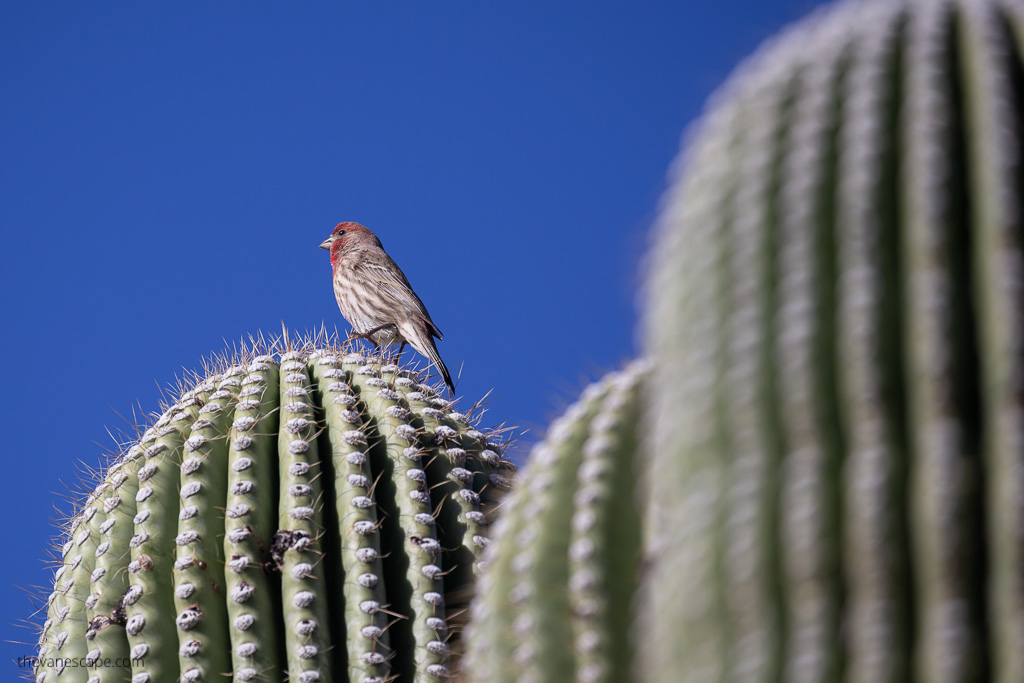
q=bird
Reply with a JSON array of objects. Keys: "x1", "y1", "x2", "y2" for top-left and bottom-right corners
[{"x1": 320, "y1": 221, "x2": 455, "y2": 395}]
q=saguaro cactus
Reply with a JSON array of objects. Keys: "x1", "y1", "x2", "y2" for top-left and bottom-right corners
[
  {"x1": 645, "y1": 0, "x2": 1024, "y2": 681},
  {"x1": 33, "y1": 344, "x2": 514, "y2": 683},
  {"x1": 466, "y1": 0, "x2": 1024, "y2": 682},
  {"x1": 464, "y1": 362, "x2": 646, "y2": 683}
]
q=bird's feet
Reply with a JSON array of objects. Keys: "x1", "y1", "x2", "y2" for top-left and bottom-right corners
[
  {"x1": 346, "y1": 323, "x2": 398, "y2": 348},
  {"x1": 345, "y1": 330, "x2": 378, "y2": 347}
]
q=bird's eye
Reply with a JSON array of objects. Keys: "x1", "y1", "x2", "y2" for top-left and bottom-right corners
[{"x1": 337, "y1": 230, "x2": 345, "y2": 236}]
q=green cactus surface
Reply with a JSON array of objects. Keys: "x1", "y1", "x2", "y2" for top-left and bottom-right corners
[
  {"x1": 644, "y1": 0, "x2": 1024, "y2": 681},
  {"x1": 460, "y1": 1, "x2": 1024, "y2": 682},
  {"x1": 33, "y1": 343, "x2": 515, "y2": 683},
  {"x1": 464, "y1": 362, "x2": 646, "y2": 683}
]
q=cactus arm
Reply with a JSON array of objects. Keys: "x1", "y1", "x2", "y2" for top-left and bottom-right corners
[
  {"x1": 223, "y1": 358, "x2": 284, "y2": 681},
  {"x1": 276, "y1": 354, "x2": 334, "y2": 681},
  {"x1": 466, "y1": 372, "x2": 636, "y2": 683},
  {"x1": 510, "y1": 383, "x2": 609, "y2": 682},
  {"x1": 567, "y1": 364, "x2": 645, "y2": 683},
  {"x1": 463, "y1": 459, "x2": 530, "y2": 683}
]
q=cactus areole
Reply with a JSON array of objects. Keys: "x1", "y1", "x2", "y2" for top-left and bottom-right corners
[{"x1": 33, "y1": 347, "x2": 514, "y2": 683}]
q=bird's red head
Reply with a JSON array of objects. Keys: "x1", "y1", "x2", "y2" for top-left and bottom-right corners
[{"x1": 319, "y1": 221, "x2": 380, "y2": 266}]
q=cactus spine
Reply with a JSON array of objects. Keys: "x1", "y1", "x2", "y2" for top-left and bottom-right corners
[{"x1": 34, "y1": 345, "x2": 514, "y2": 683}]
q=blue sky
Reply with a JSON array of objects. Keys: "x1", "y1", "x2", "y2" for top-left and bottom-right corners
[{"x1": 1, "y1": 0, "x2": 829, "y2": 670}]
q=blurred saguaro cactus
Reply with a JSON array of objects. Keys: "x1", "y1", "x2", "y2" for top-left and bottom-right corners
[
  {"x1": 465, "y1": 363, "x2": 646, "y2": 683},
  {"x1": 467, "y1": 0, "x2": 1024, "y2": 681},
  {"x1": 647, "y1": 0, "x2": 1024, "y2": 680}
]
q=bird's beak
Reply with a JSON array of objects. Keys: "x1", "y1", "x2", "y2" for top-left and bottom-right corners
[{"x1": 319, "y1": 236, "x2": 335, "y2": 251}]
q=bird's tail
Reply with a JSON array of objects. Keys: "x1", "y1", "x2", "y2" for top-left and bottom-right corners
[
  {"x1": 406, "y1": 323, "x2": 455, "y2": 396},
  {"x1": 426, "y1": 339, "x2": 456, "y2": 397}
]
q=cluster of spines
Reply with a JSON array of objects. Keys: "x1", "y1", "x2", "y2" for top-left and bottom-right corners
[
  {"x1": 308, "y1": 352, "x2": 512, "y2": 680},
  {"x1": 399, "y1": 373, "x2": 508, "y2": 580},
  {"x1": 465, "y1": 362, "x2": 645, "y2": 683},
  {"x1": 33, "y1": 345, "x2": 515, "y2": 683},
  {"x1": 354, "y1": 358, "x2": 453, "y2": 679}
]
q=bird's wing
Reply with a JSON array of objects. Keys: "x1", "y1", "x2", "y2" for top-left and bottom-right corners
[{"x1": 353, "y1": 254, "x2": 445, "y2": 339}]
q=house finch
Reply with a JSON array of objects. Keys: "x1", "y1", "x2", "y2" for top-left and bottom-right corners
[{"x1": 319, "y1": 221, "x2": 455, "y2": 395}]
